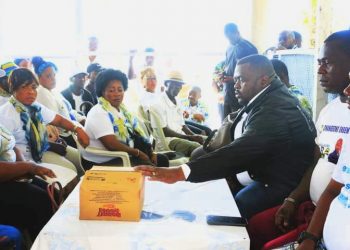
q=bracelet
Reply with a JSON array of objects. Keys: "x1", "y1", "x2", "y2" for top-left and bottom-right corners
[
  {"x1": 72, "y1": 124, "x2": 79, "y2": 133},
  {"x1": 136, "y1": 149, "x2": 140, "y2": 157},
  {"x1": 284, "y1": 197, "x2": 297, "y2": 205}
]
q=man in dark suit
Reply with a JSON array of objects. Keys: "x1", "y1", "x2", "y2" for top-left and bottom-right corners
[{"x1": 136, "y1": 55, "x2": 316, "y2": 219}]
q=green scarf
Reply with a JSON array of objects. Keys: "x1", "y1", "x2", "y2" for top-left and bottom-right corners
[
  {"x1": 9, "y1": 96, "x2": 49, "y2": 162},
  {"x1": 98, "y1": 97, "x2": 146, "y2": 144},
  {"x1": 0, "y1": 87, "x2": 10, "y2": 97}
]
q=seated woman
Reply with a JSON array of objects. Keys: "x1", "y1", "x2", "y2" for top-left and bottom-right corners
[
  {"x1": 0, "y1": 68, "x2": 89, "y2": 174},
  {"x1": 33, "y1": 56, "x2": 85, "y2": 175},
  {"x1": 139, "y1": 67, "x2": 160, "y2": 112},
  {"x1": 0, "y1": 122, "x2": 56, "y2": 242},
  {"x1": 82, "y1": 69, "x2": 168, "y2": 169}
]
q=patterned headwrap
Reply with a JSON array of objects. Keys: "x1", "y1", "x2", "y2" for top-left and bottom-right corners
[
  {"x1": 32, "y1": 56, "x2": 57, "y2": 76},
  {"x1": 9, "y1": 96, "x2": 49, "y2": 162},
  {"x1": 98, "y1": 97, "x2": 147, "y2": 145},
  {"x1": 0, "y1": 62, "x2": 18, "y2": 78}
]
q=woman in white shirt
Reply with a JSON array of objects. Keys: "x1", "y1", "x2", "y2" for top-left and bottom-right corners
[
  {"x1": 82, "y1": 68, "x2": 168, "y2": 169},
  {"x1": 139, "y1": 67, "x2": 160, "y2": 111},
  {"x1": 32, "y1": 57, "x2": 85, "y2": 174},
  {"x1": 0, "y1": 68, "x2": 89, "y2": 173}
]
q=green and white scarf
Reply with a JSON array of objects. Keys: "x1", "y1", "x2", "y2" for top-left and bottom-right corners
[
  {"x1": 98, "y1": 97, "x2": 146, "y2": 144},
  {"x1": 9, "y1": 96, "x2": 49, "y2": 162}
]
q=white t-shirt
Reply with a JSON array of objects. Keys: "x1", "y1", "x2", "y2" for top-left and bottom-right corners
[
  {"x1": 140, "y1": 90, "x2": 160, "y2": 112},
  {"x1": 310, "y1": 97, "x2": 350, "y2": 204},
  {"x1": 82, "y1": 104, "x2": 133, "y2": 163},
  {"x1": 36, "y1": 86, "x2": 83, "y2": 136},
  {"x1": 72, "y1": 93, "x2": 84, "y2": 112},
  {"x1": 0, "y1": 101, "x2": 56, "y2": 161},
  {"x1": 323, "y1": 134, "x2": 350, "y2": 250},
  {"x1": 0, "y1": 96, "x2": 9, "y2": 107},
  {"x1": 151, "y1": 92, "x2": 184, "y2": 134}
]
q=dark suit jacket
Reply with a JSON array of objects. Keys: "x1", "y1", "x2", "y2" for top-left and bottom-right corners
[
  {"x1": 187, "y1": 78, "x2": 316, "y2": 191},
  {"x1": 61, "y1": 85, "x2": 94, "y2": 111}
]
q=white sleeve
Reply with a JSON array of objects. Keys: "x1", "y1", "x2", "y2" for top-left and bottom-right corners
[
  {"x1": 36, "y1": 92, "x2": 57, "y2": 112},
  {"x1": 0, "y1": 115, "x2": 17, "y2": 134},
  {"x1": 332, "y1": 140, "x2": 350, "y2": 184},
  {"x1": 86, "y1": 111, "x2": 115, "y2": 139},
  {"x1": 180, "y1": 164, "x2": 191, "y2": 179},
  {"x1": 38, "y1": 103, "x2": 57, "y2": 124}
]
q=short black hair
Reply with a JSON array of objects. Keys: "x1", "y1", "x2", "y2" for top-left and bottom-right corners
[
  {"x1": 224, "y1": 23, "x2": 238, "y2": 34},
  {"x1": 9, "y1": 68, "x2": 39, "y2": 93},
  {"x1": 270, "y1": 59, "x2": 289, "y2": 78},
  {"x1": 95, "y1": 69, "x2": 128, "y2": 97},
  {"x1": 237, "y1": 54, "x2": 275, "y2": 76},
  {"x1": 324, "y1": 30, "x2": 350, "y2": 57}
]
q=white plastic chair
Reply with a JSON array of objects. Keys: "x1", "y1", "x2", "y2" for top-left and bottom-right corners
[{"x1": 73, "y1": 135, "x2": 132, "y2": 168}]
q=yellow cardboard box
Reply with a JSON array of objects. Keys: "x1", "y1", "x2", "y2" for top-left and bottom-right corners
[{"x1": 79, "y1": 166, "x2": 145, "y2": 221}]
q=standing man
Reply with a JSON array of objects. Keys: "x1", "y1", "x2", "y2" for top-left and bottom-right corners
[
  {"x1": 86, "y1": 63, "x2": 104, "y2": 104},
  {"x1": 137, "y1": 55, "x2": 316, "y2": 219},
  {"x1": 222, "y1": 23, "x2": 258, "y2": 118},
  {"x1": 128, "y1": 47, "x2": 155, "y2": 80}
]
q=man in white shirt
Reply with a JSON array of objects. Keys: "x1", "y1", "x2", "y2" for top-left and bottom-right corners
[
  {"x1": 246, "y1": 30, "x2": 350, "y2": 250},
  {"x1": 137, "y1": 55, "x2": 316, "y2": 219},
  {"x1": 150, "y1": 71, "x2": 204, "y2": 157}
]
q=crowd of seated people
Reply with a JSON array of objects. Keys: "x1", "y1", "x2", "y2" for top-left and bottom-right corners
[{"x1": 1, "y1": 27, "x2": 350, "y2": 250}]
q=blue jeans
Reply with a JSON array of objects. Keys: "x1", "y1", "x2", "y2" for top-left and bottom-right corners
[{"x1": 235, "y1": 181, "x2": 292, "y2": 219}]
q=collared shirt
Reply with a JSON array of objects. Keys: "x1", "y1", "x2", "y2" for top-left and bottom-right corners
[{"x1": 151, "y1": 92, "x2": 185, "y2": 134}]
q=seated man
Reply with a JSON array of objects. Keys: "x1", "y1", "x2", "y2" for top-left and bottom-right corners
[
  {"x1": 180, "y1": 86, "x2": 212, "y2": 135},
  {"x1": 247, "y1": 30, "x2": 350, "y2": 250},
  {"x1": 271, "y1": 59, "x2": 312, "y2": 116},
  {"x1": 61, "y1": 68, "x2": 94, "y2": 115},
  {"x1": 137, "y1": 55, "x2": 316, "y2": 220},
  {"x1": 297, "y1": 83, "x2": 350, "y2": 250},
  {"x1": 150, "y1": 71, "x2": 204, "y2": 157}
]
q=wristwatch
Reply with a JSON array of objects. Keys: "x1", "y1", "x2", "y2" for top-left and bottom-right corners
[{"x1": 297, "y1": 231, "x2": 319, "y2": 244}]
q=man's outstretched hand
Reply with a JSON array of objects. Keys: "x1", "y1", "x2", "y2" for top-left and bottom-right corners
[{"x1": 135, "y1": 165, "x2": 186, "y2": 184}]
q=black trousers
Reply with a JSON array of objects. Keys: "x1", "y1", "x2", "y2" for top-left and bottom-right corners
[{"x1": 0, "y1": 178, "x2": 53, "y2": 241}]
